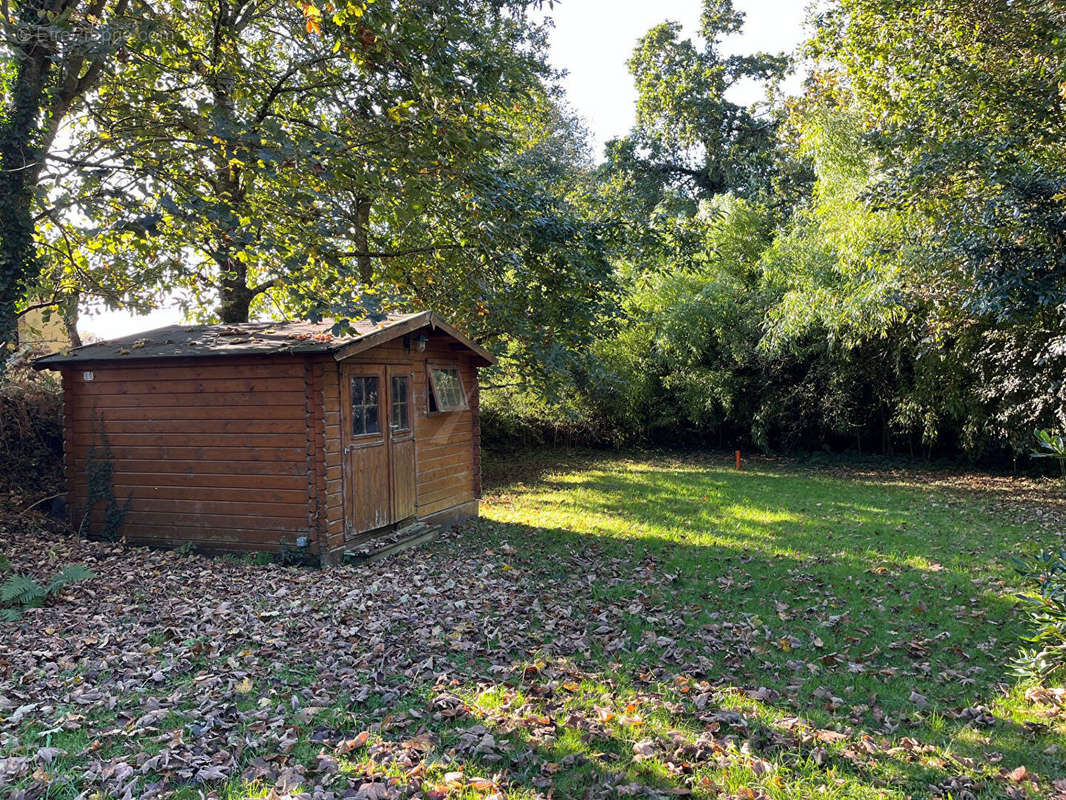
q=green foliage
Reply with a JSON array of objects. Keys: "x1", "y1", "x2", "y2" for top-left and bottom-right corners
[
  {"x1": 1, "y1": 563, "x2": 94, "y2": 621},
  {"x1": 69, "y1": 0, "x2": 561, "y2": 323},
  {"x1": 0, "y1": 1, "x2": 146, "y2": 350},
  {"x1": 814, "y1": 0, "x2": 1066, "y2": 324},
  {"x1": 1014, "y1": 549, "x2": 1066, "y2": 681},
  {"x1": 616, "y1": 0, "x2": 790, "y2": 207},
  {"x1": 249, "y1": 551, "x2": 275, "y2": 567},
  {"x1": 4, "y1": 0, "x2": 1063, "y2": 463},
  {"x1": 1032, "y1": 429, "x2": 1066, "y2": 484},
  {"x1": 525, "y1": 0, "x2": 1065, "y2": 457},
  {"x1": 83, "y1": 414, "x2": 130, "y2": 541}
]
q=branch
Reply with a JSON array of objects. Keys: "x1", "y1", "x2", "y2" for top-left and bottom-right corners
[
  {"x1": 338, "y1": 244, "x2": 466, "y2": 259},
  {"x1": 249, "y1": 276, "x2": 279, "y2": 296},
  {"x1": 16, "y1": 295, "x2": 63, "y2": 318},
  {"x1": 253, "y1": 53, "x2": 339, "y2": 124}
]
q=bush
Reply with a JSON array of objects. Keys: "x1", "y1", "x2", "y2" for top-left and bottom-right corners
[
  {"x1": 1014, "y1": 548, "x2": 1066, "y2": 681},
  {"x1": 1031, "y1": 429, "x2": 1066, "y2": 487},
  {"x1": 480, "y1": 388, "x2": 624, "y2": 449},
  {"x1": 0, "y1": 351, "x2": 64, "y2": 498}
]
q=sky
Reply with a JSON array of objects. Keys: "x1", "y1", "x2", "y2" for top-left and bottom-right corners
[{"x1": 80, "y1": 0, "x2": 809, "y2": 341}]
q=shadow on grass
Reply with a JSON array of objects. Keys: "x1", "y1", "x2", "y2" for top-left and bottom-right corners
[
  {"x1": 441, "y1": 527, "x2": 1058, "y2": 799},
  {"x1": 8, "y1": 453, "x2": 1064, "y2": 799}
]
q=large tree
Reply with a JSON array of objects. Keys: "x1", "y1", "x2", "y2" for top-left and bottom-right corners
[
  {"x1": 64, "y1": 0, "x2": 557, "y2": 324},
  {"x1": 0, "y1": 0, "x2": 148, "y2": 349},
  {"x1": 602, "y1": 0, "x2": 790, "y2": 214},
  {"x1": 761, "y1": 0, "x2": 1066, "y2": 451}
]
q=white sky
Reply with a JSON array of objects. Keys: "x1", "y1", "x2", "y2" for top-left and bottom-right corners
[{"x1": 80, "y1": 0, "x2": 809, "y2": 341}]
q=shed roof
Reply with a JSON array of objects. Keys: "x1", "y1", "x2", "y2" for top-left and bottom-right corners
[{"x1": 34, "y1": 311, "x2": 495, "y2": 368}]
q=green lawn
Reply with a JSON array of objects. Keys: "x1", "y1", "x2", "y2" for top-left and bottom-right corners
[{"x1": 3, "y1": 451, "x2": 1065, "y2": 799}]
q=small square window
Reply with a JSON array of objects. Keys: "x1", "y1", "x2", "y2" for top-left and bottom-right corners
[
  {"x1": 428, "y1": 364, "x2": 467, "y2": 412},
  {"x1": 350, "y1": 375, "x2": 381, "y2": 436}
]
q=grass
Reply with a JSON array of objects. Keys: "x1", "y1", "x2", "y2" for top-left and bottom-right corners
[
  {"x1": 3, "y1": 449, "x2": 1065, "y2": 799},
  {"x1": 471, "y1": 452, "x2": 1066, "y2": 797}
]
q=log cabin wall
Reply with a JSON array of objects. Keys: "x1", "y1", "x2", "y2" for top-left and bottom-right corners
[
  {"x1": 62, "y1": 356, "x2": 319, "y2": 554},
  {"x1": 57, "y1": 324, "x2": 483, "y2": 563}
]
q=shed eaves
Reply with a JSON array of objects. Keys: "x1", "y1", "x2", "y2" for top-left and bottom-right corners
[{"x1": 33, "y1": 312, "x2": 424, "y2": 366}]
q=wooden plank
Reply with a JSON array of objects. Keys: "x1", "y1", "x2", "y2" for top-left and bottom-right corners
[
  {"x1": 75, "y1": 362, "x2": 304, "y2": 382},
  {"x1": 110, "y1": 475, "x2": 307, "y2": 494},
  {"x1": 110, "y1": 482, "x2": 307, "y2": 501},
  {"x1": 93, "y1": 509, "x2": 310, "y2": 532},
  {"x1": 101, "y1": 432, "x2": 304, "y2": 448},
  {"x1": 71, "y1": 444, "x2": 307, "y2": 462},
  {"x1": 418, "y1": 460, "x2": 473, "y2": 483},
  {"x1": 69, "y1": 391, "x2": 307, "y2": 409},
  {"x1": 112, "y1": 527, "x2": 303, "y2": 549},
  {"x1": 71, "y1": 405, "x2": 303, "y2": 422},
  {"x1": 390, "y1": 436, "x2": 416, "y2": 521},
  {"x1": 71, "y1": 458, "x2": 309, "y2": 476},
  {"x1": 77, "y1": 377, "x2": 306, "y2": 395},
  {"x1": 418, "y1": 471, "x2": 472, "y2": 496},
  {"x1": 116, "y1": 496, "x2": 308, "y2": 518},
  {"x1": 416, "y1": 443, "x2": 473, "y2": 468},
  {"x1": 417, "y1": 492, "x2": 474, "y2": 516},
  {"x1": 81, "y1": 418, "x2": 307, "y2": 435}
]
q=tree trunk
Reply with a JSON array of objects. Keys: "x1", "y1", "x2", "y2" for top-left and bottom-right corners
[
  {"x1": 62, "y1": 299, "x2": 83, "y2": 348},
  {"x1": 354, "y1": 197, "x2": 373, "y2": 283},
  {"x1": 0, "y1": 2, "x2": 55, "y2": 350},
  {"x1": 218, "y1": 257, "x2": 254, "y2": 323},
  {"x1": 208, "y1": 5, "x2": 261, "y2": 324},
  {"x1": 0, "y1": 152, "x2": 39, "y2": 349},
  {"x1": 0, "y1": 0, "x2": 129, "y2": 353}
]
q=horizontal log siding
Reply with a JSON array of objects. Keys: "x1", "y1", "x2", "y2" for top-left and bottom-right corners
[{"x1": 63, "y1": 356, "x2": 314, "y2": 553}]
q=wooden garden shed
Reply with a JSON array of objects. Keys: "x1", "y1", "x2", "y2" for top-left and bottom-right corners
[{"x1": 34, "y1": 311, "x2": 493, "y2": 564}]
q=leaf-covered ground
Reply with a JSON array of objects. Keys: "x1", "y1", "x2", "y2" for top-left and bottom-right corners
[{"x1": 2, "y1": 452, "x2": 1065, "y2": 799}]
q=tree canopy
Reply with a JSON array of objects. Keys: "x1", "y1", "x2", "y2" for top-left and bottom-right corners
[{"x1": 4, "y1": 0, "x2": 1063, "y2": 459}]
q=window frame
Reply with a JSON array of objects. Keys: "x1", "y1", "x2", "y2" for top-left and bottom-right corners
[
  {"x1": 389, "y1": 373, "x2": 412, "y2": 434},
  {"x1": 426, "y1": 361, "x2": 468, "y2": 413},
  {"x1": 348, "y1": 373, "x2": 384, "y2": 440}
]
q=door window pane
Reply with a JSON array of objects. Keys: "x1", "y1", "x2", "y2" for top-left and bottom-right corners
[
  {"x1": 350, "y1": 376, "x2": 380, "y2": 436},
  {"x1": 390, "y1": 375, "x2": 410, "y2": 432}
]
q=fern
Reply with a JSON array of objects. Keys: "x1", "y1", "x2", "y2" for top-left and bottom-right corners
[
  {"x1": 48, "y1": 564, "x2": 95, "y2": 594},
  {"x1": 1, "y1": 564, "x2": 95, "y2": 621},
  {"x1": 1, "y1": 574, "x2": 47, "y2": 607}
]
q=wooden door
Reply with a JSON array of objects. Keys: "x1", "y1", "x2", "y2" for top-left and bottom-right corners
[
  {"x1": 387, "y1": 366, "x2": 416, "y2": 523},
  {"x1": 341, "y1": 365, "x2": 390, "y2": 535}
]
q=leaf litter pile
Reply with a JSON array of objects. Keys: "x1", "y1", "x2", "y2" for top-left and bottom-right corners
[{"x1": 2, "y1": 454, "x2": 1066, "y2": 799}]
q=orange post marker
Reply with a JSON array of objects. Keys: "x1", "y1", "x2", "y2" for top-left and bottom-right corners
[{"x1": 735, "y1": 450, "x2": 741, "y2": 470}]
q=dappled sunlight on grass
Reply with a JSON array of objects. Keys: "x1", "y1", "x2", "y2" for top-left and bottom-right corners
[
  {"x1": 5, "y1": 452, "x2": 1066, "y2": 799},
  {"x1": 476, "y1": 453, "x2": 1066, "y2": 796}
]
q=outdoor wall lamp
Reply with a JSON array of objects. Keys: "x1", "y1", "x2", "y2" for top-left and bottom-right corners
[{"x1": 416, "y1": 333, "x2": 428, "y2": 352}]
